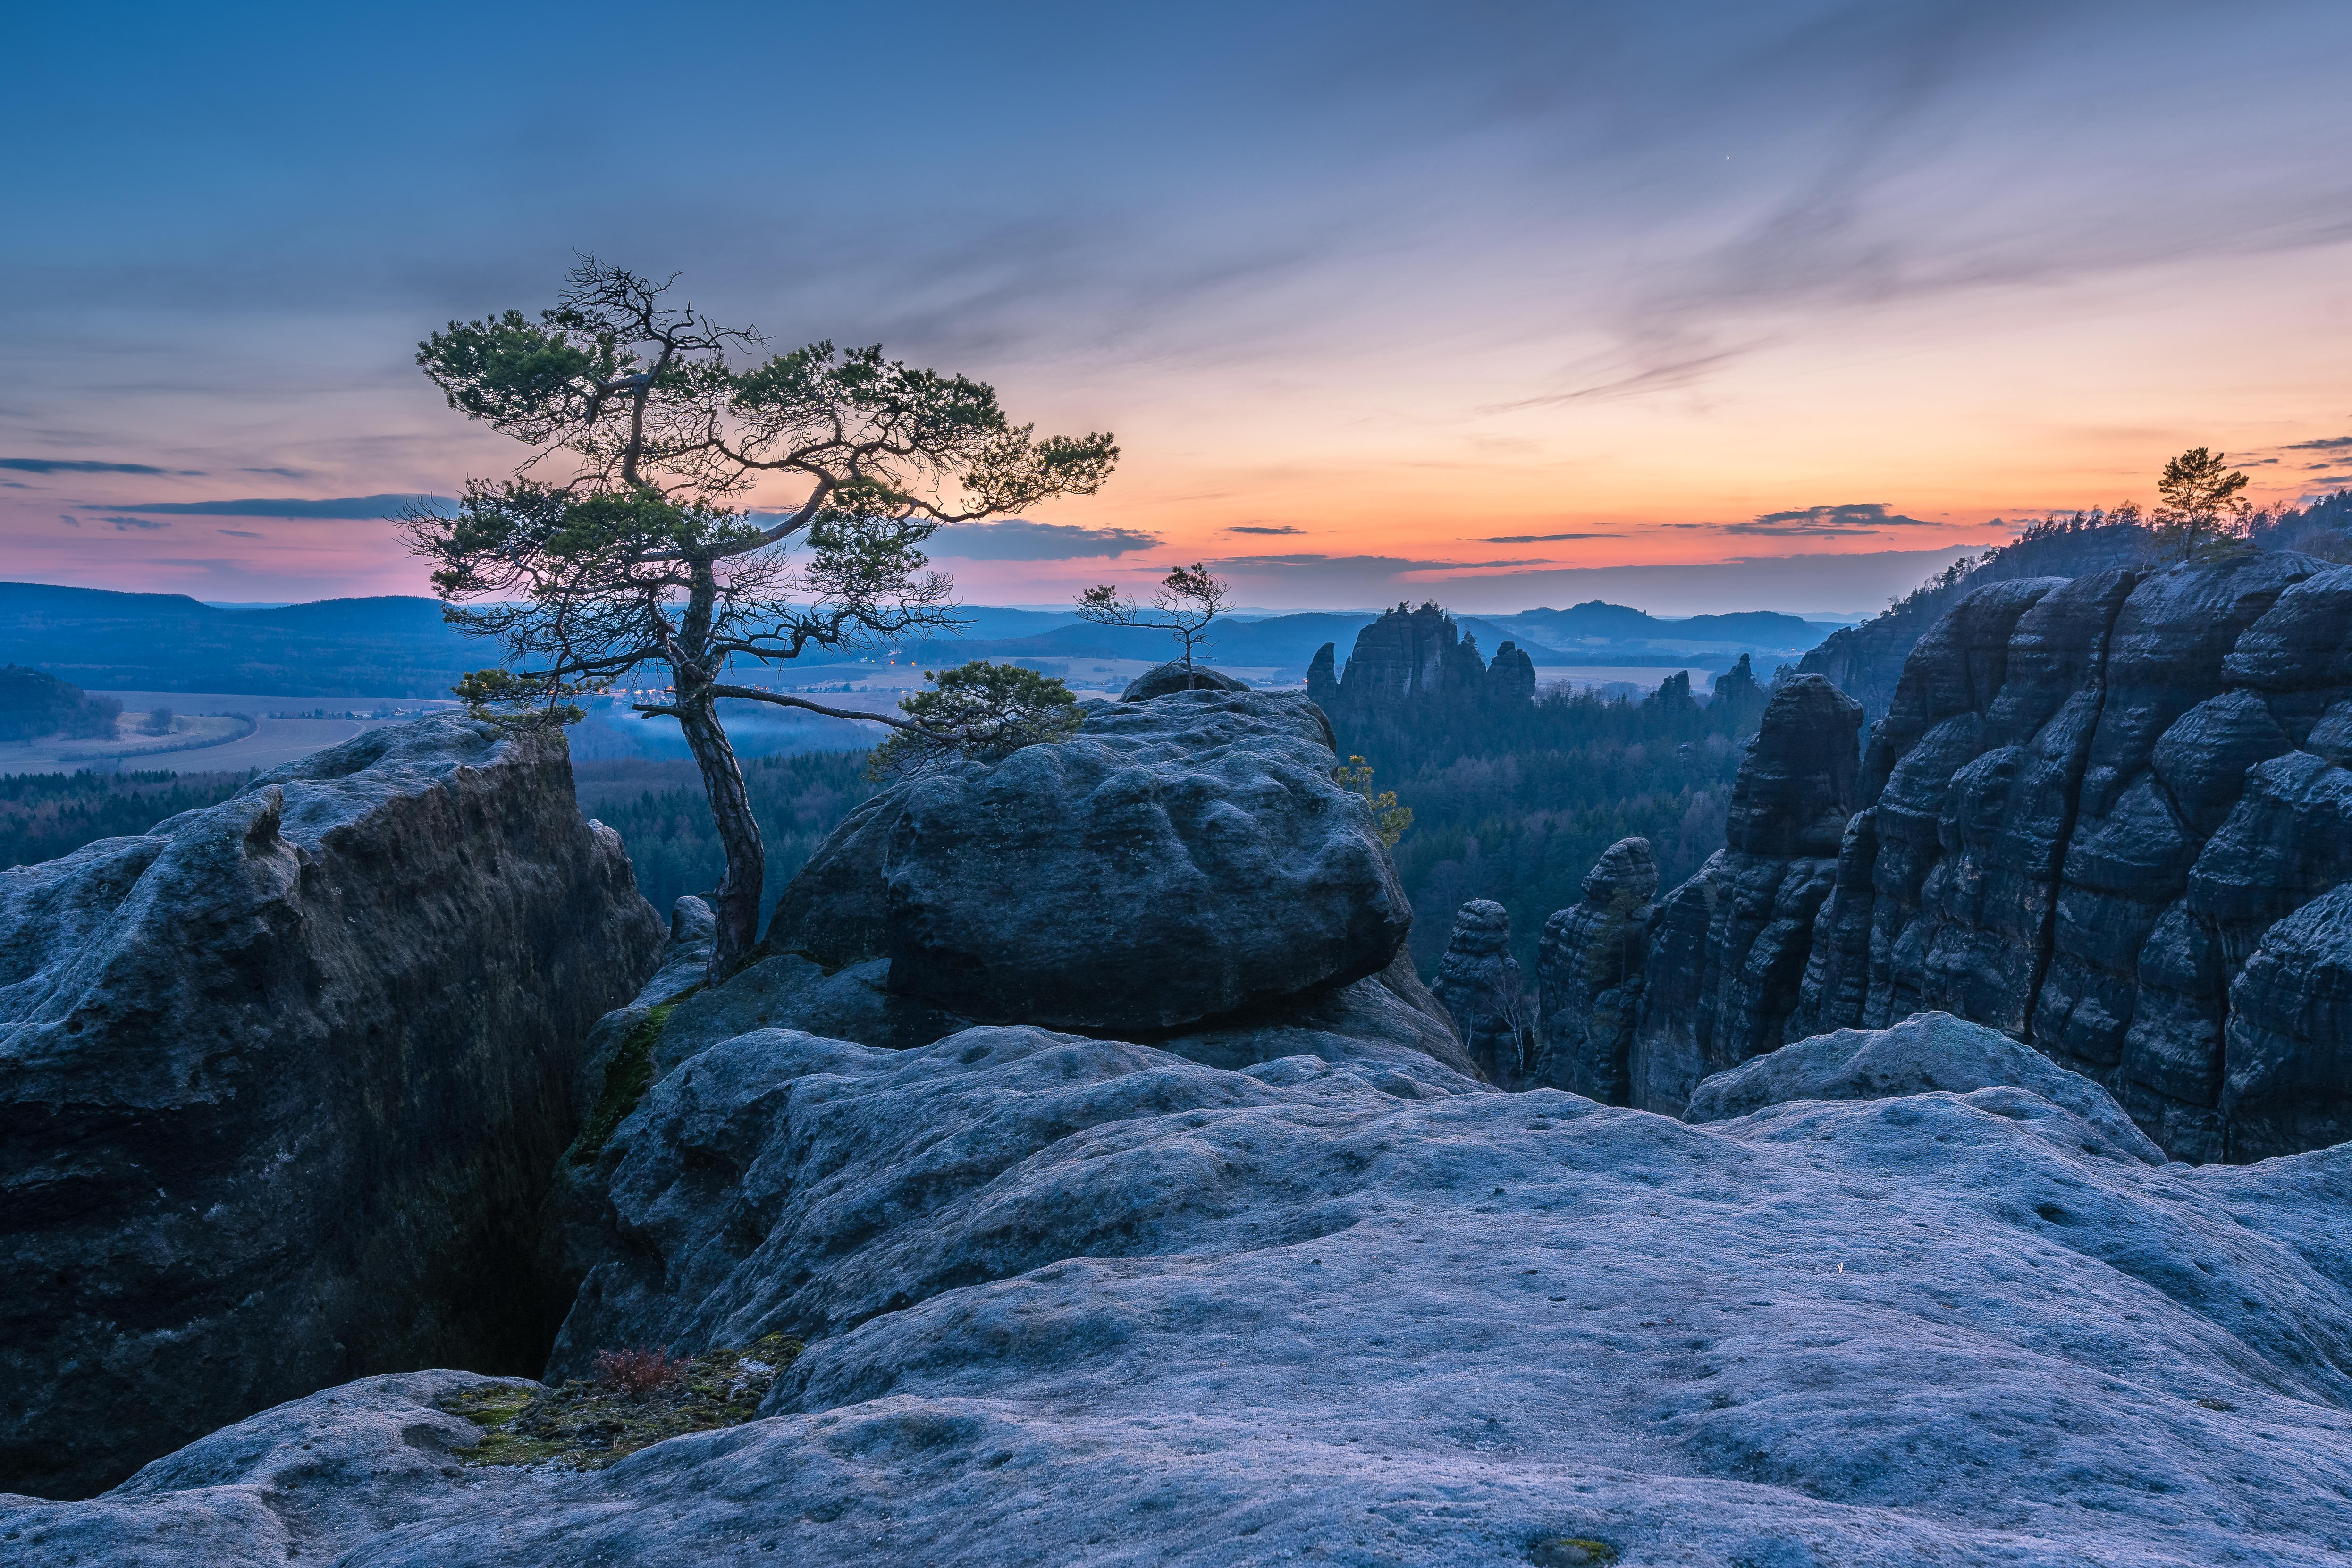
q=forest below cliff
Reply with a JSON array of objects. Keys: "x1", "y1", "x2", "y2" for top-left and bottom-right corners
[
  {"x1": 2, "y1": 683, "x2": 1762, "y2": 983},
  {"x1": 1339, "y1": 674, "x2": 1766, "y2": 970}
]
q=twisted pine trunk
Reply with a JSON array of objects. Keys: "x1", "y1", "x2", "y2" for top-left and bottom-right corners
[{"x1": 677, "y1": 694, "x2": 764, "y2": 982}]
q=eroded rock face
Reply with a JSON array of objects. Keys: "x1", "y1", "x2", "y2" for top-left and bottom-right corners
[
  {"x1": 1333, "y1": 601, "x2": 1485, "y2": 705},
  {"x1": 1534, "y1": 836, "x2": 1656, "y2": 1102},
  {"x1": 1429, "y1": 899, "x2": 1532, "y2": 1085},
  {"x1": 1774, "y1": 551, "x2": 2352, "y2": 1161},
  {"x1": 1625, "y1": 675, "x2": 1863, "y2": 1113},
  {"x1": 0, "y1": 717, "x2": 662, "y2": 1498},
  {"x1": 23, "y1": 1020, "x2": 2352, "y2": 1566},
  {"x1": 765, "y1": 689, "x2": 1412, "y2": 1038}
]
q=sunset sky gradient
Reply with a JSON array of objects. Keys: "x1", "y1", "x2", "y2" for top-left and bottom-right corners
[{"x1": 5, "y1": 0, "x2": 2349, "y2": 614}]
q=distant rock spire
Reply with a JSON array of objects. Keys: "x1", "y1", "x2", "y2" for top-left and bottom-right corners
[
  {"x1": 1306, "y1": 641, "x2": 1339, "y2": 708},
  {"x1": 1485, "y1": 640, "x2": 1536, "y2": 704}
]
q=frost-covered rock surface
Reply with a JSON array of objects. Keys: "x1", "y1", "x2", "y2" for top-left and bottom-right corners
[
  {"x1": 763, "y1": 688, "x2": 1420, "y2": 1041},
  {"x1": 20, "y1": 1017, "x2": 2352, "y2": 1566},
  {"x1": 1682, "y1": 1010, "x2": 2167, "y2": 1165},
  {"x1": 0, "y1": 717, "x2": 663, "y2": 1498}
]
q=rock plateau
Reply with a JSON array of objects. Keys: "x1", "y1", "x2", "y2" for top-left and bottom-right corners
[{"x1": 9, "y1": 1009, "x2": 2351, "y2": 1565}]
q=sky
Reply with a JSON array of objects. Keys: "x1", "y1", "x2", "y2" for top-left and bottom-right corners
[{"x1": 4, "y1": 0, "x2": 2350, "y2": 616}]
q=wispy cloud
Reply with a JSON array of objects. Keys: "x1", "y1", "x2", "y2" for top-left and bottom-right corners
[
  {"x1": 1478, "y1": 532, "x2": 1611, "y2": 543},
  {"x1": 1721, "y1": 503, "x2": 1939, "y2": 537},
  {"x1": 94, "y1": 493, "x2": 446, "y2": 518},
  {"x1": 4, "y1": 457, "x2": 198, "y2": 475},
  {"x1": 218, "y1": 528, "x2": 263, "y2": 537},
  {"x1": 100, "y1": 515, "x2": 170, "y2": 531},
  {"x1": 926, "y1": 518, "x2": 1160, "y2": 560},
  {"x1": 2283, "y1": 436, "x2": 2352, "y2": 451},
  {"x1": 239, "y1": 466, "x2": 309, "y2": 477},
  {"x1": 1228, "y1": 524, "x2": 1304, "y2": 535}
]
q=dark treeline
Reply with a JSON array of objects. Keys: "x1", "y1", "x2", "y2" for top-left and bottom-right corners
[
  {"x1": 0, "y1": 755, "x2": 880, "y2": 927},
  {"x1": 1, "y1": 664, "x2": 123, "y2": 742},
  {"x1": 573, "y1": 752, "x2": 878, "y2": 929},
  {"x1": 0, "y1": 769, "x2": 254, "y2": 869},
  {"x1": 1333, "y1": 671, "x2": 1769, "y2": 975}
]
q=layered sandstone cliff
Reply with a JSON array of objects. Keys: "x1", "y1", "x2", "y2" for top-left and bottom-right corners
[
  {"x1": 1627, "y1": 551, "x2": 2352, "y2": 1161},
  {"x1": 0, "y1": 717, "x2": 662, "y2": 1496}
]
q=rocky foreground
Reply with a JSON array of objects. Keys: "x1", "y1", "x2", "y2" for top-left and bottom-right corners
[{"x1": 8, "y1": 1006, "x2": 2349, "y2": 1565}]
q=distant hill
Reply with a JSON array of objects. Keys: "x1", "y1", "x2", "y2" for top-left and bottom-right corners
[
  {"x1": 1492, "y1": 601, "x2": 1836, "y2": 659},
  {"x1": 0, "y1": 580, "x2": 1849, "y2": 700},
  {"x1": 0, "y1": 583, "x2": 489, "y2": 697}
]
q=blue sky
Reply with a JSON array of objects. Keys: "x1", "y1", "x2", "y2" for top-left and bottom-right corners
[{"x1": 4, "y1": 1, "x2": 2349, "y2": 612}]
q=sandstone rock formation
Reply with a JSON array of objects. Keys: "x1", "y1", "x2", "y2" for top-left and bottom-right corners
[
  {"x1": 0, "y1": 717, "x2": 663, "y2": 1498},
  {"x1": 1119, "y1": 659, "x2": 1249, "y2": 700},
  {"x1": 1534, "y1": 836, "x2": 1656, "y2": 1101},
  {"x1": 1484, "y1": 638, "x2": 1536, "y2": 703},
  {"x1": 17, "y1": 1017, "x2": 2352, "y2": 1565},
  {"x1": 1305, "y1": 639, "x2": 1340, "y2": 707},
  {"x1": 1428, "y1": 898, "x2": 1533, "y2": 1085},
  {"x1": 1625, "y1": 674, "x2": 1863, "y2": 1113},
  {"x1": 1334, "y1": 601, "x2": 1486, "y2": 704},
  {"x1": 1796, "y1": 517, "x2": 2157, "y2": 721},
  {"x1": 1781, "y1": 552, "x2": 2352, "y2": 1161},
  {"x1": 1709, "y1": 652, "x2": 1766, "y2": 714},
  {"x1": 1682, "y1": 1009, "x2": 2167, "y2": 1165},
  {"x1": 1309, "y1": 602, "x2": 1538, "y2": 717},
  {"x1": 763, "y1": 688, "x2": 1426, "y2": 1045}
]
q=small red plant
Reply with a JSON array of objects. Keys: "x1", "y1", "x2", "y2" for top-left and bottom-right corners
[{"x1": 592, "y1": 1346, "x2": 686, "y2": 1396}]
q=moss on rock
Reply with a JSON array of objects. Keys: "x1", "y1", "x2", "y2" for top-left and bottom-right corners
[
  {"x1": 564, "y1": 1002, "x2": 675, "y2": 1166},
  {"x1": 438, "y1": 1334, "x2": 802, "y2": 1470}
]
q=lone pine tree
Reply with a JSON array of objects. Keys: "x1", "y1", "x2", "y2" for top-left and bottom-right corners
[{"x1": 403, "y1": 257, "x2": 1116, "y2": 978}]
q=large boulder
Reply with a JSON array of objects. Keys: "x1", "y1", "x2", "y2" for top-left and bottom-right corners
[
  {"x1": 1683, "y1": 1009, "x2": 2166, "y2": 1165},
  {"x1": 764, "y1": 688, "x2": 1412, "y2": 1037},
  {"x1": 21, "y1": 1022, "x2": 2352, "y2": 1565},
  {"x1": 0, "y1": 716, "x2": 663, "y2": 1497},
  {"x1": 1120, "y1": 660, "x2": 1249, "y2": 700}
]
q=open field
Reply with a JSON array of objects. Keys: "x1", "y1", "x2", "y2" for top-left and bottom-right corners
[{"x1": 0, "y1": 691, "x2": 461, "y2": 776}]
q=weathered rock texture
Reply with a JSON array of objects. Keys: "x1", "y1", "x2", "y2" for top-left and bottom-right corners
[
  {"x1": 19, "y1": 1018, "x2": 2352, "y2": 1565},
  {"x1": 1683, "y1": 1009, "x2": 2167, "y2": 1166},
  {"x1": 0, "y1": 717, "x2": 662, "y2": 1498},
  {"x1": 1534, "y1": 835, "x2": 1657, "y2": 1101},
  {"x1": 765, "y1": 688, "x2": 1425, "y2": 1045},
  {"x1": 1775, "y1": 552, "x2": 2352, "y2": 1161},
  {"x1": 1119, "y1": 659, "x2": 1249, "y2": 700},
  {"x1": 1625, "y1": 674, "x2": 1863, "y2": 1113},
  {"x1": 1428, "y1": 899, "x2": 1533, "y2": 1085},
  {"x1": 1796, "y1": 519, "x2": 2158, "y2": 722}
]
